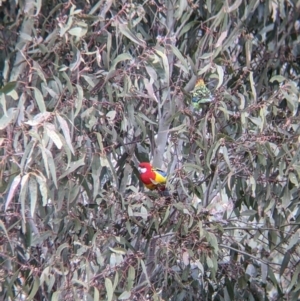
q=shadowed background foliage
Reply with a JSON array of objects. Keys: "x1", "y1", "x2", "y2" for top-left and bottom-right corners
[{"x1": 1, "y1": 0, "x2": 300, "y2": 300}]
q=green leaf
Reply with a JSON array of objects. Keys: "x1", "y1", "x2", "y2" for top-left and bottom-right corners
[
  {"x1": 105, "y1": 278, "x2": 113, "y2": 301},
  {"x1": 0, "y1": 108, "x2": 17, "y2": 130},
  {"x1": 19, "y1": 174, "x2": 30, "y2": 222},
  {"x1": 33, "y1": 61, "x2": 47, "y2": 83},
  {"x1": 287, "y1": 264, "x2": 300, "y2": 292},
  {"x1": 174, "y1": 0, "x2": 188, "y2": 19},
  {"x1": 287, "y1": 232, "x2": 299, "y2": 250},
  {"x1": 51, "y1": 291, "x2": 59, "y2": 301},
  {"x1": 178, "y1": 21, "x2": 198, "y2": 37},
  {"x1": 68, "y1": 26, "x2": 88, "y2": 37},
  {"x1": 200, "y1": 53, "x2": 213, "y2": 59},
  {"x1": 118, "y1": 291, "x2": 131, "y2": 300},
  {"x1": 241, "y1": 209, "x2": 257, "y2": 216},
  {"x1": 44, "y1": 149, "x2": 57, "y2": 184},
  {"x1": 72, "y1": 279, "x2": 89, "y2": 289},
  {"x1": 248, "y1": 116, "x2": 261, "y2": 127},
  {"x1": 56, "y1": 114, "x2": 75, "y2": 155},
  {"x1": 110, "y1": 53, "x2": 132, "y2": 71},
  {"x1": 216, "y1": 64, "x2": 224, "y2": 89},
  {"x1": 69, "y1": 48, "x2": 82, "y2": 72},
  {"x1": 75, "y1": 84, "x2": 83, "y2": 117},
  {"x1": 35, "y1": 173, "x2": 48, "y2": 206},
  {"x1": 61, "y1": 71, "x2": 74, "y2": 94},
  {"x1": 127, "y1": 266, "x2": 135, "y2": 291},
  {"x1": 145, "y1": 65, "x2": 158, "y2": 82},
  {"x1": 25, "y1": 112, "x2": 51, "y2": 127},
  {"x1": 44, "y1": 123, "x2": 63, "y2": 149},
  {"x1": 0, "y1": 220, "x2": 12, "y2": 252},
  {"x1": 106, "y1": 110, "x2": 116, "y2": 121},
  {"x1": 0, "y1": 81, "x2": 17, "y2": 94},
  {"x1": 289, "y1": 172, "x2": 299, "y2": 187},
  {"x1": 140, "y1": 259, "x2": 151, "y2": 285},
  {"x1": 206, "y1": 256, "x2": 214, "y2": 268},
  {"x1": 170, "y1": 45, "x2": 189, "y2": 73},
  {"x1": 154, "y1": 46, "x2": 170, "y2": 86},
  {"x1": 280, "y1": 252, "x2": 290, "y2": 276},
  {"x1": 118, "y1": 23, "x2": 146, "y2": 47},
  {"x1": 205, "y1": 232, "x2": 219, "y2": 254},
  {"x1": 221, "y1": 146, "x2": 232, "y2": 171},
  {"x1": 40, "y1": 145, "x2": 49, "y2": 178},
  {"x1": 27, "y1": 277, "x2": 40, "y2": 300},
  {"x1": 144, "y1": 78, "x2": 158, "y2": 102},
  {"x1": 106, "y1": 31, "x2": 112, "y2": 68},
  {"x1": 93, "y1": 287, "x2": 100, "y2": 301},
  {"x1": 109, "y1": 247, "x2": 126, "y2": 255},
  {"x1": 20, "y1": 32, "x2": 33, "y2": 41},
  {"x1": 206, "y1": 139, "x2": 222, "y2": 167},
  {"x1": 161, "y1": 205, "x2": 170, "y2": 225},
  {"x1": 226, "y1": 0, "x2": 242, "y2": 12},
  {"x1": 5, "y1": 174, "x2": 21, "y2": 211},
  {"x1": 261, "y1": 262, "x2": 268, "y2": 284},
  {"x1": 137, "y1": 112, "x2": 156, "y2": 125},
  {"x1": 58, "y1": 156, "x2": 86, "y2": 179},
  {"x1": 249, "y1": 71, "x2": 256, "y2": 102},
  {"x1": 215, "y1": 30, "x2": 228, "y2": 47},
  {"x1": 270, "y1": 75, "x2": 286, "y2": 83},
  {"x1": 56, "y1": 243, "x2": 70, "y2": 256},
  {"x1": 32, "y1": 87, "x2": 46, "y2": 113},
  {"x1": 29, "y1": 176, "x2": 38, "y2": 218},
  {"x1": 20, "y1": 140, "x2": 36, "y2": 172},
  {"x1": 198, "y1": 63, "x2": 212, "y2": 75}
]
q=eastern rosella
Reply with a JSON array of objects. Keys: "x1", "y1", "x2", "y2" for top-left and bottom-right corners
[
  {"x1": 191, "y1": 78, "x2": 212, "y2": 109},
  {"x1": 138, "y1": 162, "x2": 167, "y2": 191}
]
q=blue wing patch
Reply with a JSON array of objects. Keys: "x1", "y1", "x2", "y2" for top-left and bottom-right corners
[
  {"x1": 191, "y1": 78, "x2": 213, "y2": 107},
  {"x1": 153, "y1": 168, "x2": 167, "y2": 178}
]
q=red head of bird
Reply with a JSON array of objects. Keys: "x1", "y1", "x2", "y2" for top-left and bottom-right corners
[{"x1": 138, "y1": 162, "x2": 167, "y2": 190}]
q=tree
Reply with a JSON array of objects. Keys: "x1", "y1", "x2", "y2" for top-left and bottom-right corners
[{"x1": 1, "y1": 0, "x2": 300, "y2": 300}]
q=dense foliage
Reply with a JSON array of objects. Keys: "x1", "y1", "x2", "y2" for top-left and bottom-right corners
[{"x1": 1, "y1": 0, "x2": 300, "y2": 300}]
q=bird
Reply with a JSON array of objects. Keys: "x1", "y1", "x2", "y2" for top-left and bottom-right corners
[
  {"x1": 138, "y1": 162, "x2": 167, "y2": 191},
  {"x1": 191, "y1": 78, "x2": 213, "y2": 109}
]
